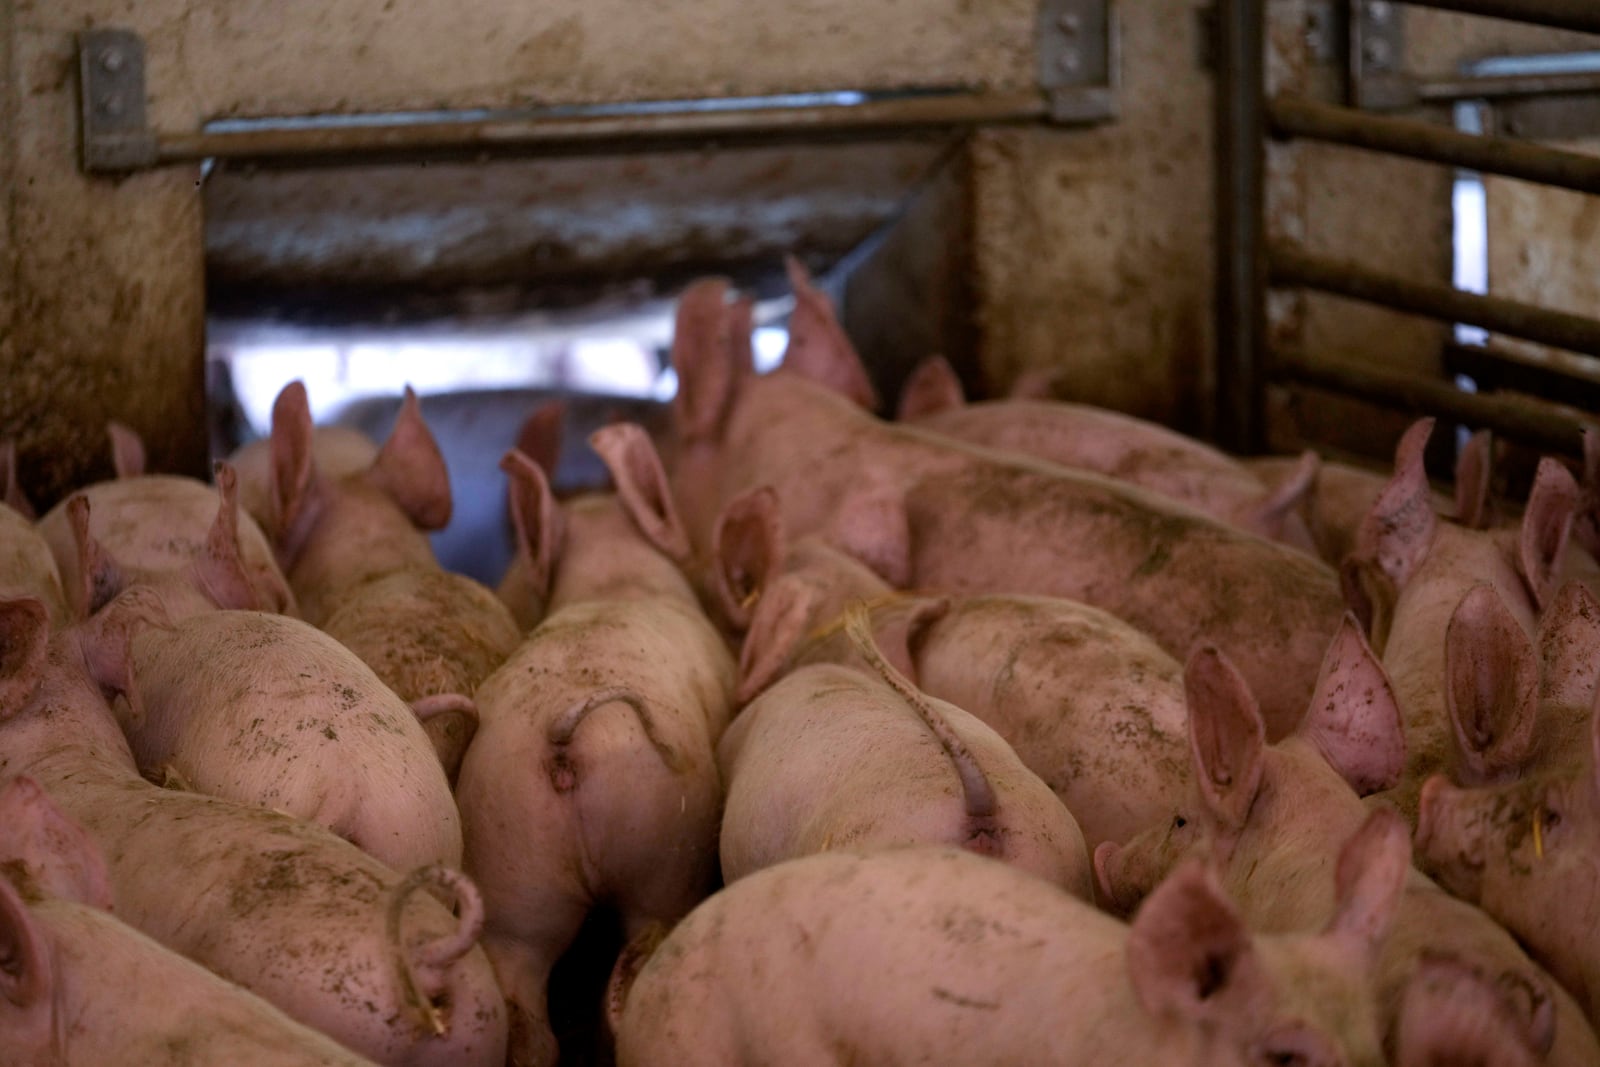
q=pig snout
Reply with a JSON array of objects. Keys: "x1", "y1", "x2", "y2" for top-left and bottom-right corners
[{"x1": 1415, "y1": 775, "x2": 1486, "y2": 903}]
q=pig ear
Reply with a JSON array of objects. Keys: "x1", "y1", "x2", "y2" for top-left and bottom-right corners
[
  {"x1": 782, "y1": 256, "x2": 878, "y2": 411},
  {"x1": 75, "y1": 586, "x2": 169, "y2": 732},
  {"x1": 0, "y1": 442, "x2": 36, "y2": 520},
  {"x1": 1354, "y1": 418, "x2": 1437, "y2": 594},
  {"x1": 1537, "y1": 580, "x2": 1600, "y2": 710},
  {"x1": 1454, "y1": 430, "x2": 1495, "y2": 531},
  {"x1": 0, "y1": 875, "x2": 52, "y2": 1012},
  {"x1": 1340, "y1": 556, "x2": 1397, "y2": 652},
  {"x1": 188, "y1": 462, "x2": 262, "y2": 612},
  {"x1": 1246, "y1": 449, "x2": 1319, "y2": 543},
  {"x1": 1517, "y1": 458, "x2": 1578, "y2": 612},
  {"x1": 1398, "y1": 954, "x2": 1552, "y2": 1067},
  {"x1": 499, "y1": 449, "x2": 563, "y2": 623},
  {"x1": 590, "y1": 423, "x2": 691, "y2": 564},
  {"x1": 710, "y1": 486, "x2": 785, "y2": 633},
  {"x1": 269, "y1": 380, "x2": 325, "y2": 555},
  {"x1": 410, "y1": 694, "x2": 478, "y2": 786},
  {"x1": 1185, "y1": 647, "x2": 1265, "y2": 831},
  {"x1": 366, "y1": 386, "x2": 452, "y2": 531},
  {"x1": 671, "y1": 278, "x2": 739, "y2": 444},
  {"x1": 515, "y1": 402, "x2": 565, "y2": 480},
  {"x1": 737, "y1": 575, "x2": 820, "y2": 704},
  {"x1": 1125, "y1": 860, "x2": 1261, "y2": 1021},
  {"x1": 67, "y1": 495, "x2": 126, "y2": 618},
  {"x1": 896, "y1": 356, "x2": 965, "y2": 421},
  {"x1": 1296, "y1": 614, "x2": 1405, "y2": 795},
  {"x1": 0, "y1": 598, "x2": 50, "y2": 720},
  {"x1": 1445, "y1": 585, "x2": 1539, "y2": 781},
  {"x1": 1324, "y1": 808, "x2": 1409, "y2": 963},
  {"x1": 107, "y1": 420, "x2": 146, "y2": 479},
  {"x1": 1007, "y1": 367, "x2": 1060, "y2": 400},
  {"x1": 0, "y1": 776, "x2": 113, "y2": 909}
]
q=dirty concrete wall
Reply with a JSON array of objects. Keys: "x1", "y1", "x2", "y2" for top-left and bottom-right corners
[
  {"x1": 1, "y1": 0, "x2": 1034, "y2": 505},
  {"x1": 967, "y1": 0, "x2": 1215, "y2": 432},
  {"x1": 1484, "y1": 137, "x2": 1600, "y2": 337}
]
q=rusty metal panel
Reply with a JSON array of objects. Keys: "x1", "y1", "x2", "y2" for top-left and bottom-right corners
[
  {"x1": 25, "y1": 0, "x2": 1036, "y2": 128},
  {"x1": 204, "y1": 141, "x2": 952, "y2": 299}
]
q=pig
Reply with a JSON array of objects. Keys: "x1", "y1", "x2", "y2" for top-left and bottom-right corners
[
  {"x1": 0, "y1": 590, "x2": 507, "y2": 1066},
  {"x1": 898, "y1": 354, "x2": 1320, "y2": 552},
  {"x1": 0, "y1": 444, "x2": 69, "y2": 625},
  {"x1": 35, "y1": 457, "x2": 295, "y2": 621},
  {"x1": 69, "y1": 496, "x2": 462, "y2": 871},
  {"x1": 0, "y1": 775, "x2": 379, "y2": 1067},
  {"x1": 1414, "y1": 690, "x2": 1600, "y2": 1029},
  {"x1": 1343, "y1": 419, "x2": 1581, "y2": 822},
  {"x1": 791, "y1": 593, "x2": 1192, "y2": 855},
  {"x1": 711, "y1": 484, "x2": 1191, "y2": 855},
  {"x1": 718, "y1": 606, "x2": 1093, "y2": 897},
  {"x1": 1396, "y1": 954, "x2": 1549, "y2": 1067},
  {"x1": 1095, "y1": 625, "x2": 1600, "y2": 1066},
  {"x1": 666, "y1": 266, "x2": 1345, "y2": 737},
  {"x1": 457, "y1": 423, "x2": 736, "y2": 1067},
  {"x1": 247, "y1": 381, "x2": 452, "y2": 629},
  {"x1": 250, "y1": 381, "x2": 523, "y2": 778},
  {"x1": 611, "y1": 839, "x2": 1402, "y2": 1067}
]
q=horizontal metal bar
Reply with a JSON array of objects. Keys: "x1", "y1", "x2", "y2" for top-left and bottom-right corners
[
  {"x1": 155, "y1": 92, "x2": 1051, "y2": 166},
  {"x1": 1271, "y1": 349, "x2": 1589, "y2": 456},
  {"x1": 1269, "y1": 242, "x2": 1600, "y2": 358},
  {"x1": 1268, "y1": 95, "x2": 1600, "y2": 195},
  {"x1": 1417, "y1": 69, "x2": 1600, "y2": 103},
  {"x1": 1445, "y1": 340, "x2": 1600, "y2": 406},
  {"x1": 1399, "y1": 0, "x2": 1600, "y2": 36}
]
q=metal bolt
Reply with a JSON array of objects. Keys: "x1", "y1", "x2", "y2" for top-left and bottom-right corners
[
  {"x1": 99, "y1": 47, "x2": 124, "y2": 73},
  {"x1": 1059, "y1": 50, "x2": 1081, "y2": 74},
  {"x1": 1367, "y1": 1, "x2": 1392, "y2": 24},
  {"x1": 1362, "y1": 38, "x2": 1392, "y2": 68},
  {"x1": 98, "y1": 92, "x2": 124, "y2": 117},
  {"x1": 1057, "y1": 13, "x2": 1082, "y2": 34}
]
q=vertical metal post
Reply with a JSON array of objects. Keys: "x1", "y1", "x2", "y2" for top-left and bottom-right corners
[{"x1": 1214, "y1": 0, "x2": 1266, "y2": 453}]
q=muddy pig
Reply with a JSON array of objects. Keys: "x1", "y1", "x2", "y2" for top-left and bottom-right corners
[{"x1": 611, "y1": 838, "x2": 1401, "y2": 1067}]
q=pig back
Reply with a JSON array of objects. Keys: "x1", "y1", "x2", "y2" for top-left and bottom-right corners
[
  {"x1": 0, "y1": 506, "x2": 69, "y2": 625},
  {"x1": 126, "y1": 610, "x2": 462, "y2": 871},
  {"x1": 902, "y1": 463, "x2": 1344, "y2": 739}
]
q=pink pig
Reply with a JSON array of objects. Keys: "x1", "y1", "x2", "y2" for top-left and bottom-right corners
[
  {"x1": 718, "y1": 607, "x2": 1093, "y2": 897},
  {"x1": 1096, "y1": 625, "x2": 1600, "y2": 1065},
  {"x1": 1415, "y1": 684, "x2": 1600, "y2": 1029},
  {"x1": 666, "y1": 268, "x2": 1344, "y2": 737},
  {"x1": 458, "y1": 424, "x2": 736, "y2": 1067},
  {"x1": 0, "y1": 591, "x2": 507, "y2": 1066},
  {"x1": 0, "y1": 444, "x2": 68, "y2": 625},
  {"x1": 612, "y1": 841, "x2": 1400, "y2": 1067},
  {"x1": 899, "y1": 354, "x2": 1320, "y2": 552},
  {"x1": 0, "y1": 775, "x2": 380, "y2": 1067}
]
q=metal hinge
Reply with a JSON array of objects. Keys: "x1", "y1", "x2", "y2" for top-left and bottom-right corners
[
  {"x1": 77, "y1": 28, "x2": 159, "y2": 172},
  {"x1": 1037, "y1": 0, "x2": 1119, "y2": 123},
  {"x1": 1348, "y1": 0, "x2": 1410, "y2": 109}
]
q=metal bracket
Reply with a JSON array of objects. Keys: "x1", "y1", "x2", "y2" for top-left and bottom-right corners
[
  {"x1": 77, "y1": 29, "x2": 159, "y2": 172},
  {"x1": 1348, "y1": 0, "x2": 1414, "y2": 110},
  {"x1": 1037, "y1": 0, "x2": 1118, "y2": 124},
  {"x1": 1493, "y1": 93, "x2": 1600, "y2": 141}
]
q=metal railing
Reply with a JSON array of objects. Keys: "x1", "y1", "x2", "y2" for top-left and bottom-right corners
[{"x1": 1216, "y1": 0, "x2": 1600, "y2": 456}]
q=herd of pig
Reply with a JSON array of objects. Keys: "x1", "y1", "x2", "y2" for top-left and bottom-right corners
[{"x1": 3, "y1": 258, "x2": 1600, "y2": 1066}]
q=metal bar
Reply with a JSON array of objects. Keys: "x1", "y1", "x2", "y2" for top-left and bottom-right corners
[
  {"x1": 1398, "y1": 0, "x2": 1600, "y2": 36},
  {"x1": 1444, "y1": 341, "x2": 1600, "y2": 409},
  {"x1": 1417, "y1": 69, "x2": 1600, "y2": 103},
  {"x1": 1269, "y1": 95, "x2": 1600, "y2": 195},
  {"x1": 153, "y1": 92, "x2": 1049, "y2": 166},
  {"x1": 1272, "y1": 349, "x2": 1589, "y2": 455},
  {"x1": 1270, "y1": 242, "x2": 1600, "y2": 357},
  {"x1": 1214, "y1": 0, "x2": 1267, "y2": 453}
]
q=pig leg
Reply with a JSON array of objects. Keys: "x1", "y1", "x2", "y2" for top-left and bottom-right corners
[{"x1": 483, "y1": 893, "x2": 589, "y2": 1067}]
